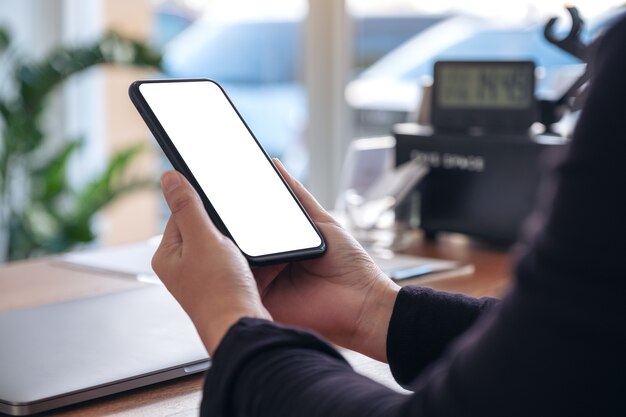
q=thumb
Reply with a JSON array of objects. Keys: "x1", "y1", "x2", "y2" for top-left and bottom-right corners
[
  {"x1": 272, "y1": 158, "x2": 336, "y2": 224},
  {"x1": 161, "y1": 170, "x2": 221, "y2": 244}
]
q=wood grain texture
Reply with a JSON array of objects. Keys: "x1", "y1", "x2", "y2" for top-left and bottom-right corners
[{"x1": 0, "y1": 260, "x2": 145, "y2": 313}]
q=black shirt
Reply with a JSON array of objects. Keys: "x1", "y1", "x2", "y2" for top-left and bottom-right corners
[{"x1": 201, "y1": 15, "x2": 626, "y2": 417}]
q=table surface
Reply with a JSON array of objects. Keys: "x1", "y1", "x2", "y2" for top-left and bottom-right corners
[{"x1": 0, "y1": 234, "x2": 512, "y2": 416}]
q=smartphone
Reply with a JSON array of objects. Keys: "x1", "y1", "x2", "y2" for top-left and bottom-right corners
[{"x1": 129, "y1": 79, "x2": 325, "y2": 265}]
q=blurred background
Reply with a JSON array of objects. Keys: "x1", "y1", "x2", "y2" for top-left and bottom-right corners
[{"x1": 0, "y1": 0, "x2": 623, "y2": 262}]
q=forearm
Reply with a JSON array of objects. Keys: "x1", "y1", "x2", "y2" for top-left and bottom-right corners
[
  {"x1": 338, "y1": 271, "x2": 496, "y2": 374},
  {"x1": 202, "y1": 286, "x2": 619, "y2": 417},
  {"x1": 202, "y1": 318, "x2": 408, "y2": 417}
]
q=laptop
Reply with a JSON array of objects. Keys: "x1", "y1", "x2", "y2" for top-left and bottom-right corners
[{"x1": 0, "y1": 286, "x2": 209, "y2": 416}]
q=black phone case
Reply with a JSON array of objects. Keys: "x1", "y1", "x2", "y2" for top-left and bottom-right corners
[{"x1": 128, "y1": 78, "x2": 326, "y2": 266}]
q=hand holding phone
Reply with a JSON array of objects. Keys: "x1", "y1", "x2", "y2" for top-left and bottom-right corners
[{"x1": 129, "y1": 79, "x2": 326, "y2": 265}]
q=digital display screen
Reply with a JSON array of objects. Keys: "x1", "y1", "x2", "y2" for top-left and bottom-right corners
[
  {"x1": 437, "y1": 64, "x2": 534, "y2": 109},
  {"x1": 138, "y1": 81, "x2": 322, "y2": 258}
]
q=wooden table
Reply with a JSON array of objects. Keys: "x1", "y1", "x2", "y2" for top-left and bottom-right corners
[{"x1": 0, "y1": 234, "x2": 512, "y2": 416}]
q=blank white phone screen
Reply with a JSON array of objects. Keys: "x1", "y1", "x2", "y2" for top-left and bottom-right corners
[{"x1": 139, "y1": 81, "x2": 322, "y2": 257}]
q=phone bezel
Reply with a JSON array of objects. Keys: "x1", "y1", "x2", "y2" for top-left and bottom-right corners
[{"x1": 129, "y1": 78, "x2": 326, "y2": 265}]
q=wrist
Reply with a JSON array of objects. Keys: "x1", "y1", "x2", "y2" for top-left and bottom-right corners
[
  {"x1": 351, "y1": 275, "x2": 400, "y2": 362},
  {"x1": 198, "y1": 307, "x2": 272, "y2": 356}
]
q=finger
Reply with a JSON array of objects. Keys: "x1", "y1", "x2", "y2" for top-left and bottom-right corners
[
  {"x1": 273, "y1": 158, "x2": 335, "y2": 223},
  {"x1": 160, "y1": 170, "x2": 222, "y2": 244}
]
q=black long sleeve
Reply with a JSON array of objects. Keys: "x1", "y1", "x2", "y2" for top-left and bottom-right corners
[
  {"x1": 387, "y1": 287, "x2": 497, "y2": 386},
  {"x1": 201, "y1": 16, "x2": 626, "y2": 417}
]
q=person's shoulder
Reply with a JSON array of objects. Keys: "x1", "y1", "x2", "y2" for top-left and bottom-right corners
[
  {"x1": 597, "y1": 12, "x2": 626, "y2": 52},
  {"x1": 588, "y1": 12, "x2": 626, "y2": 79}
]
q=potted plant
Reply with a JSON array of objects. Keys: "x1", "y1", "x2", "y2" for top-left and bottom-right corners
[{"x1": 0, "y1": 28, "x2": 162, "y2": 262}]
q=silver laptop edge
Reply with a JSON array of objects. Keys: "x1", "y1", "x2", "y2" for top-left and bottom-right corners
[{"x1": 0, "y1": 286, "x2": 209, "y2": 416}]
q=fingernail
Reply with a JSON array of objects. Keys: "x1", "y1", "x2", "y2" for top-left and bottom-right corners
[
  {"x1": 161, "y1": 171, "x2": 181, "y2": 193},
  {"x1": 273, "y1": 158, "x2": 284, "y2": 168}
]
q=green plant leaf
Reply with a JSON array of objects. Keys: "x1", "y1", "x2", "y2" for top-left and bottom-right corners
[
  {"x1": 0, "y1": 26, "x2": 10, "y2": 52},
  {"x1": 100, "y1": 32, "x2": 162, "y2": 67},
  {"x1": 16, "y1": 32, "x2": 162, "y2": 120},
  {"x1": 33, "y1": 139, "x2": 82, "y2": 200},
  {"x1": 73, "y1": 143, "x2": 156, "y2": 223},
  {"x1": 7, "y1": 212, "x2": 39, "y2": 260}
]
